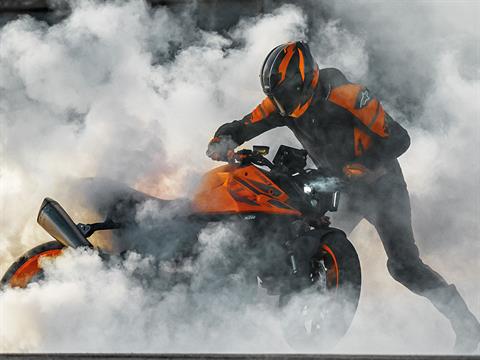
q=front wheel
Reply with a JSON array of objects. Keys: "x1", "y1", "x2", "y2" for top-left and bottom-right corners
[
  {"x1": 1, "y1": 241, "x2": 65, "y2": 288},
  {"x1": 280, "y1": 230, "x2": 361, "y2": 351}
]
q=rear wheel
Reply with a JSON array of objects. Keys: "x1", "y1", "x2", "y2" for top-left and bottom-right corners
[
  {"x1": 280, "y1": 230, "x2": 361, "y2": 350},
  {"x1": 1, "y1": 241, "x2": 65, "y2": 288}
]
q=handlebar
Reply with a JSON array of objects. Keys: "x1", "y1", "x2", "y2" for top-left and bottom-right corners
[
  {"x1": 226, "y1": 146, "x2": 342, "y2": 188},
  {"x1": 228, "y1": 148, "x2": 275, "y2": 169},
  {"x1": 225, "y1": 146, "x2": 344, "y2": 214}
]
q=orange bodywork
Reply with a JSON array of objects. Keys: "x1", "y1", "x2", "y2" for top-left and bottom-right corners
[
  {"x1": 192, "y1": 164, "x2": 301, "y2": 216},
  {"x1": 8, "y1": 249, "x2": 63, "y2": 288}
]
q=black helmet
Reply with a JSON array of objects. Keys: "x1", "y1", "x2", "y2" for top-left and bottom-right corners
[{"x1": 260, "y1": 41, "x2": 319, "y2": 117}]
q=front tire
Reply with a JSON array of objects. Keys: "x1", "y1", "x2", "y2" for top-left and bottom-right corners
[
  {"x1": 1, "y1": 241, "x2": 65, "y2": 288},
  {"x1": 281, "y1": 229, "x2": 361, "y2": 351}
]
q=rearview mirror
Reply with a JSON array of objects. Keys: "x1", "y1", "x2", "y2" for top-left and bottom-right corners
[{"x1": 253, "y1": 145, "x2": 269, "y2": 155}]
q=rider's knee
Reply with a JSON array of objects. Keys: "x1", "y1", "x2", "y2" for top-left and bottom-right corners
[
  {"x1": 386, "y1": 258, "x2": 422, "y2": 286},
  {"x1": 386, "y1": 257, "x2": 447, "y2": 294}
]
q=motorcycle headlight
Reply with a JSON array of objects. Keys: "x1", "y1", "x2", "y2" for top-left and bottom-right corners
[{"x1": 303, "y1": 185, "x2": 312, "y2": 194}]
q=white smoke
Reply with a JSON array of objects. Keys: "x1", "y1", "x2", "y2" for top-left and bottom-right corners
[
  {"x1": 0, "y1": 228, "x2": 291, "y2": 353},
  {"x1": 0, "y1": 1, "x2": 306, "y2": 263},
  {"x1": 0, "y1": 0, "x2": 479, "y2": 354}
]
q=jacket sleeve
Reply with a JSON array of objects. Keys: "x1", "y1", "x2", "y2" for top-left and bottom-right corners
[
  {"x1": 327, "y1": 81, "x2": 410, "y2": 169},
  {"x1": 213, "y1": 97, "x2": 286, "y2": 147},
  {"x1": 356, "y1": 112, "x2": 410, "y2": 168}
]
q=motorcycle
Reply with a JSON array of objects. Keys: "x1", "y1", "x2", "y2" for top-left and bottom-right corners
[{"x1": 1, "y1": 145, "x2": 361, "y2": 350}]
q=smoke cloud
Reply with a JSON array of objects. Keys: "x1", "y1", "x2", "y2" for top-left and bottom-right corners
[{"x1": 1, "y1": 0, "x2": 479, "y2": 354}]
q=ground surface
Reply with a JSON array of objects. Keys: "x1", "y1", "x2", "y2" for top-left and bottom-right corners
[{"x1": 0, "y1": 355, "x2": 479, "y2": 360}]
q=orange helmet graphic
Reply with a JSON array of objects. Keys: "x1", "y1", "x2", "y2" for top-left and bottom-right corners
[{"x1": 260, "y1": 41, "x2": 319, "y2": 118}]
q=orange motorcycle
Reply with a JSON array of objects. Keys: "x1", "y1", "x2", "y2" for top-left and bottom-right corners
[{"x1": 1, "y1": 145, "x2": 361, "y2": 349}]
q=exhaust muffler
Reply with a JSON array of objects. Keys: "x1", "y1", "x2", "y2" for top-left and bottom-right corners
[{"x1": 37, "y1": 198, "x2": 92, "y2": 248}]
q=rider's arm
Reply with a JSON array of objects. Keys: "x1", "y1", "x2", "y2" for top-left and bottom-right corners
[
  {"x1": 327, "y1": 81, "x2": 410, "y2": 170},
  {"x1": 207, "y1": 97, "x2": 286, "y2": 159},
  {"x1": 357, "y1": 113, "x2": 411, "y2": 169}
]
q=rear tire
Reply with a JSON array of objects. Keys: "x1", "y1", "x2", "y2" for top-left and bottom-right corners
[
  {"x1": 280, "y1": 229, "x2": 361, "y2": 351},
  {"x1": 1, "y1": 241, "x2": 65, "y2": 288}
]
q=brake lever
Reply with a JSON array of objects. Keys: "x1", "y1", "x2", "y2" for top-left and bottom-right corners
[
  {"x1": 226, "y1": 149, "x2": 237, "y2": 164},
  {"x1": 228, "y1": 149, "x2": 275, "y2": 170},
  {"x1": 252, "y1": 155, "x2": 274, "y2": 169}
]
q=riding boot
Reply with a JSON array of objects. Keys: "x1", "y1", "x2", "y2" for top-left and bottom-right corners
[{"x1": 427, "y1": 284, "x2": 480, "y2": 353}]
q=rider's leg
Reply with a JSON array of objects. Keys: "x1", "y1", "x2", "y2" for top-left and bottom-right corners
[{"x1": 369, "y1": 163, "x2": 480, "y2": 353}]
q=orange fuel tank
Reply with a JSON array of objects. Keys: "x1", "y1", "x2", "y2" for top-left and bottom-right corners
[{"x1": 192, "y1": 164, "x2": 301, "y2": 216}]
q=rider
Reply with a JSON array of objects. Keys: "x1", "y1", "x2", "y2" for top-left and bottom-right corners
[{"x1": 206, "y1": 41, "x2": 480, "y2": 352}]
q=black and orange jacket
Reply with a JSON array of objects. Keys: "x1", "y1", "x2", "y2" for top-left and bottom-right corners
[{"x1": 213, "y1": 68, "x2": 410, "y2": 177}]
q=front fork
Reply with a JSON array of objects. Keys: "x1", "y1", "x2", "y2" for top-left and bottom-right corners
[
  {"x1": 310, "y1": 258, "x2": 328, "y2": 292},
  {"x1": 284, "y1": 236, "x2": 300, "y2": 276},
  {"x1": 284, "y1": 219, "x2": 332, "y2": 290},
  {"x1": 284, "y1": 240, "x2": 327, "y2": 292}
]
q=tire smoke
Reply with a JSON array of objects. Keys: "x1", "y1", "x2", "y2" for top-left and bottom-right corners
[{"x1": 0, "y1": 0, "x2": 478, "y2": 354}]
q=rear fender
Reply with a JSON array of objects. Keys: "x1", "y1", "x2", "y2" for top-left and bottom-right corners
[{"x1": 1, "y1": 241, "x2": 65, "y2": 288}]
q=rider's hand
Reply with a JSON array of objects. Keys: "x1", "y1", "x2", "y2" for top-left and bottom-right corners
[
  {"x1": 343, "y1": 163, "x2": 370, "y2": 179},
  {"x1": 206, "y1": 136, "x2": 236, "y2": 161},
  {"x1": 343, "y1": 162, "x2": 387, "y2": 183}
]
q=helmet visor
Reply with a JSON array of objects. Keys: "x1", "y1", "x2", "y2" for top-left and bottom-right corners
[
  {"x1": 271, "y1": 96, "x2": 286, "y2": 116},
  {"x1": 269, "y1": 76, "x2": 303, "y2": 116}
]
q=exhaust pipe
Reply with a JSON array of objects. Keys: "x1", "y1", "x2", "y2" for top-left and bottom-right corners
[{"x1": 37, "y1": 198, "x2": 92, "y2": 248}]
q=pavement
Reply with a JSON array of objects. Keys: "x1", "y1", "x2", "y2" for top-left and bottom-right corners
[{"x1": 0, "y1": 354, "x2": 479, "y2": 360}]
